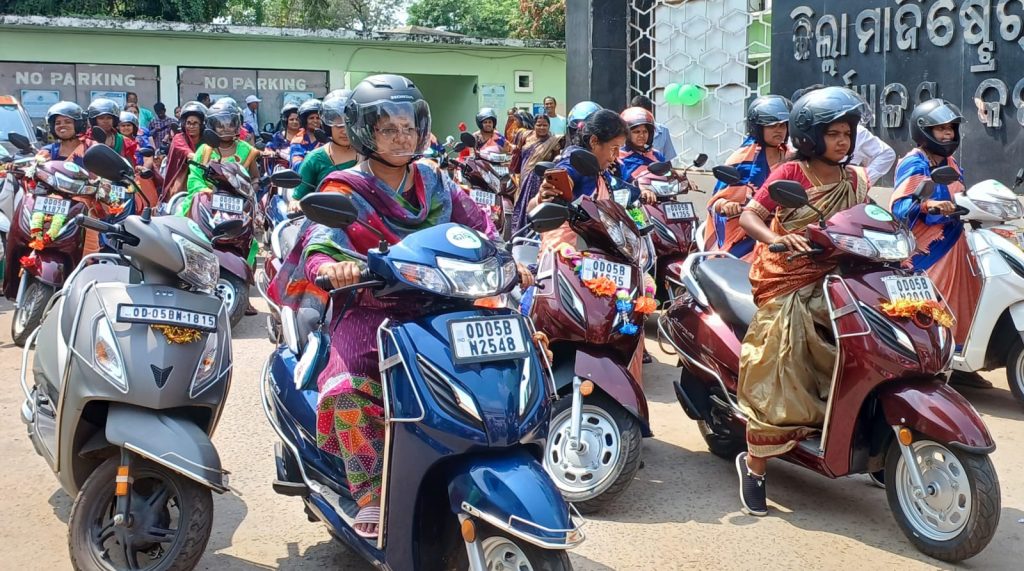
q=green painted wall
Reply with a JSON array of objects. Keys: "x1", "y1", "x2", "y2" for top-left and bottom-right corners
[{"x1": 0, "y1": 22, "x2": 566, "y2": 136}]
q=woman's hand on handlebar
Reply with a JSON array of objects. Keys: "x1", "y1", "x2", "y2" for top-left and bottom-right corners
[
  {"x1": 516, "y1": 263, "x2": 535, "y2": 289},
  {"x1": 640, "y1": 189, "x2": 657, "y2": 205},
  {"x1": 925, "y1": 200, "x2": 956, "y2": 216},
  {"x1": 318, "y1": 261, "x2": 363, "y2": 290},
  {"x1": 772, "y1": 233, "x2": 812, "y2": 253},
  {"x1": 717, "y1": 200, "x2": 743, "y2": 217}
]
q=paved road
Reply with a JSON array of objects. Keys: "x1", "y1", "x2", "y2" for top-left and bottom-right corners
[{"x1": 1, "y1": 291, "x2": 1021, "y2": 570}]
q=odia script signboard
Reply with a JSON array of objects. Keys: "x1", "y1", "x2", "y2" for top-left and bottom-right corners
[
  {"x1": 177, "y1": 68, "x2": 329, "y2": 131},
  {"x1": 0, "y1": 62, "x2": 160, "y2": 124},
  {"x1": 772, "y1": 0, "x2": 1024, "y2": 185}
]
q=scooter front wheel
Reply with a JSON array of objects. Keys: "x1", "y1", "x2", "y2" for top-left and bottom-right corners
[
  {"x1": 12, "y1": 278, "x2": 53, "y2": 347},
  {"x1": 215, "y1": 272, "x2": 249, "y2": 327},
  {"x1": 1004, "y1": 338, "x2": 1024, "y2": 407},
  {"x1": 445, "y1": 523, "x2": 572, "y2": 571},
  {"x1": 885, "y1": 438, "x2": 1000, "y2": 562},
  {"x1": 543, "y1": 395, "x2": 642, "y2": 514}
]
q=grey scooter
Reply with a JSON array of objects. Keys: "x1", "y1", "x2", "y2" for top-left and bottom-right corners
[{"x1": 20, "y1": 144, "x2": 237, "y2": 571}]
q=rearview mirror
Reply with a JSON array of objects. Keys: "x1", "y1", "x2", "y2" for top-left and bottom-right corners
[
  {"x1": 1016, "y1": 168, "x2": 1024, "y2": 188},
  {"x1": 527, "y1": 202, "x2": 570, "y2": 233},
  {"x1": 201, "y1": 129, "x2": 222, "y2": 149},
  {"x1": 913, "y1": 180, "x2": 935, "y2": 202},
  {"x1": 90, "y1": 126, "x2": 107, "y2": 144},
  {"x1": 712, "y1": 165, "x2": 743, "y2": 186},
  {"x1": 568, "y1": 149, "x2": 601, "y2": 177},
  {"x1": 313, "y1": 128, "x2": 330, "y2": 144},
  {"x1": 453, "y1": 143, "x2": 466, "y2": 152},
  {"x1": 533, "y1": 161, "x2": 556, "y2": 177},
  {"x1": 692, "y1": 153, "x2": 709, "y2": 168},
  {"x1": 648, "y1": 161, "x2": 672, "y2": 176},
  {"x1": 260, "y1": 132, "x2": 274, "y2": 143},
  {"x1": 8, "y1": 132, "x2": 33, "y2": 153},
  {"x1": 34, "y1": 126, "x2": 46, "y2": 141},
  {"x1": 767, "y1": 180, "x2": 810, "y2": 209},
  {"x1": 82, "y1": 144, "x2": 134, "y2": 182},
  {"x1": 460, "y1": 132, "x2": 476, "y2": 149},
  {"x1": 139, "y1": 147, "x2": 155, "y2": 158},
  {"x1": 300, "y1": 192, "x2": 359, "y2": 229},
  {"x1": 263, "y1": 122, "x2": 275, "y2": 134},
  {"x1": 270, "y1": 169, "x2": 303, "y2": 189},
  {"x1": 212, "y1": 219, "x2": 246, "y2": 242},
  {"x1": 930, "y1": 165, "x2": 960, "y2": 186}
]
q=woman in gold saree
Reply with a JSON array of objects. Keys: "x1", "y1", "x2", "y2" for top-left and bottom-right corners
[{"x1": 735, "y1": 87, "x2": 870, "y2": 516}]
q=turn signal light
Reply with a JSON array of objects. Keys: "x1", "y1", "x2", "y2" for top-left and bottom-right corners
[
  {"x1": 460, "y1": 518, "x2": 477, "y2": 543},
  {"x1": 898, "y1": 427, "x2": 913, "y2": 446},
  {"x1": 580, "y1": 380, "x2": 594, "y2": 396}
]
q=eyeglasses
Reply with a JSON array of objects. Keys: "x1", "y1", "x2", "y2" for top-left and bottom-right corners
[
  {"x1": 376, "y1": 127, "x2": 418, "y2": 139},
  {"x1": 185, "y1": 120, "x2": 201, "y2": 127}
]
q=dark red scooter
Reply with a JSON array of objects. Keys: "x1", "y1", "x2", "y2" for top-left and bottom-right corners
[
  {"x1": 455, "y1": 132, "x2": 516, "y2": 240},
  {"x1": 523, "y1": 151, "x2": 653, "y2": 514},
  {"x1": 658, "y1": 170, "x2": 1000, "y2": 562}
]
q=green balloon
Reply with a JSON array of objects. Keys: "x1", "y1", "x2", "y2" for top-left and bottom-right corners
[
  {"x1": 679, "y1": 84, "x2": 706, "y2": 106},
  {"x1": 664, "y1": 83, "x2": 682, "y2": 105}
]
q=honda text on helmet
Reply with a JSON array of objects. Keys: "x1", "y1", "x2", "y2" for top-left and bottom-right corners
[
  {"x1": 910, "y1": 98, "x2": 963, "y2": 158},
  {"x1": 746, "y1": 95, "x2": 792, "y2": 146},
  {"x1": 46, "y1": 101, "x2": 87, "y2": 139},
  {"x1": 789, "y1": 86, "x2": 865, "y2": 165},
  {"x1": 344, "y1": 74, "x2": 431, "y2": 168}
]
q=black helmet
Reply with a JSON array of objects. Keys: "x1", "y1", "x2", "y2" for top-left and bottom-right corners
[
  {"x1": 909, "y1": 99, "x2": 963, "y2": 157},
  {"x1": 789, "y1": 86, "x2": 864, "y2": 162},
  {"x1": 513, "y1": 110, "x2": 535, "y2": 130},
  {"x1": 46, "y1": 101, "x2": 87, "y2": 137},
  {"x1": 280, "y1": 102, "x2": 299, "y2": 119},
  {"x1": 475, "y1": 107, "x2": 498, "y2": 131},
  {"x1": 746, "y1": 95, "x2": 792, "y2": 145},
  {"x1": 344, "y1": 74, "x2": 431, "y2": 165},
  {"x1": 321, "y1": 90, "x2": 353, "y2": 127},
  {"x1": 298, "y1": 99, "x2": 322, "y2": 129},
  {"x1": 87, "y1": 98, "x2": 122, "y2": 127},
  {"x1": 207, "y1": 99, "x2": 242, "y2": 140},
  {"x1": 179, "y1": 101, "x2": 208, "y2": 128},
  {"x1": 566, "y1": 101, "x2": 602, "y2": 145}
]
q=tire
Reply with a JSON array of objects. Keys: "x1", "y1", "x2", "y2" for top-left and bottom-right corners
[
  {"x1": 697, "y1": 418, "x2": 747, "y2": 460},
  {"x1": 69, "y1": 455, "x2": 214, "y2": 571},
  {"x1": 1004, "y1": 337, "x2": 1024, "y2": 406},
  {"x1": 12, "y1": 278, "x2": 53, "y2": 347},
  {"x1": 444, "y1": 523, "x2": 572, "y2": 571},
  {"x1": 543, "y1": 394, "x2": 643, "y2": 514},
  {"x1": 884, "y1": 438, "x2": 1000, "y2": 562},
  {"x1": 215, "y1": 272, "x2": 248, "y2": 327}
]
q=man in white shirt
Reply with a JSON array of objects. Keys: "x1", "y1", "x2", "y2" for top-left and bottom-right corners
[
  {"x1": 543, "y1": 96, "x2": 566, "y2": 135},
  {"x1": 243, "y1": 95, "x2": 261, "y2": 134}
]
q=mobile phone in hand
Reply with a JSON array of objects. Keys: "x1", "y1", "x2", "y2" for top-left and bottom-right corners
[{"x1": 544, "y1": 168, "x2": 573, "y2": 201}]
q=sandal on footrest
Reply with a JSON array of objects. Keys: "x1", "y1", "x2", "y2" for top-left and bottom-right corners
[{"x1": 353, "y1": 506, "x2": 381, "y2": 539}]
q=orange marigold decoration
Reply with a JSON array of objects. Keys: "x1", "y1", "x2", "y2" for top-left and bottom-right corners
[
  {"x1": 633, "y1": 296, "x2": 658, "y2": 314},
  {"x1": 880, "y1": 299, "x2": 954, "y2": 329},
  {"x1": 152, "y1": 325, "x2": 203, "y2": 344},
  {"x1": 583, "y1": 276, "x2": 618, "y2": 297}
]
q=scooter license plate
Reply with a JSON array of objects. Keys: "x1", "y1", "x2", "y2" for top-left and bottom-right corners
[
  {"x1": 34, "y1": 197, "x2": 70, "y2": 216},
  {"x1": 471, "y1": 189, "x2": 497, "y2": 206},
  {"x1": 882, "y1": 275, "x2": 937, "y2": 303},
  {"x1": 663, "y1": 202, "x2": 696, "y2": 220},
  {"x1": 580, "y1": 258, "x2": 632, "y2": 289},
  {"x1": 117, "y1": 304, "x2": 217, "y2": 332},
  {"x1": 448, "y1": 316, "x2": 530, "y2": 364},
  {"x1": 212, "y1": 194, "x2": 244, "y2": 214},
  {"x1": 613, "y1": 189, "x2": 631, "y2": 207},
  {"x1": 108, "y1": 185, "x2": 128, "y2": 202},
  {"x1": 491, "y1": 165, "x2": 509, "y2": 177}
]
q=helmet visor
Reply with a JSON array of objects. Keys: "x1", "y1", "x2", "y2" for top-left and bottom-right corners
[
  {"x1": 320, "y1": 103, "x2": 346, "y2": 127},
  {"x1": 353, "y1": 100, "x2": 431, "y2": 158},
  {"x1": 921, "y1": 103, "x2": 963, "y2": 127},
  {"x1": 208, "y1": 113, "x2": 241, "y2": 138}
]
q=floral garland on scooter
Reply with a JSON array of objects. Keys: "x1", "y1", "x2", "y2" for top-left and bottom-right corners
[{"x1": 555, "y1": 242, "x2": 657, "y2": 335}]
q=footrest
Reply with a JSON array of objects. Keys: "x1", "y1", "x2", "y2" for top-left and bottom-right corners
[{"x1": 272, "y1": 479, "x2": 307, "y2": 497}]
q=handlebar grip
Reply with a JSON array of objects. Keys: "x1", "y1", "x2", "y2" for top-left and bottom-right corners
[
  {"x1": 286, "y1": 210, "x2": 304, "y2": 220},
  {"x1": 927, "y1": 207, "x2": 940, "y2": 215},
  {"x1": 315, "y1": 275, "x2": 334, "y2": 291},
  {"x1": 74, "y1": 214, "x2": 117, "y2": 234},
  {"x1": 768, "y1": 243, "x2": 788, "y2": 253}
]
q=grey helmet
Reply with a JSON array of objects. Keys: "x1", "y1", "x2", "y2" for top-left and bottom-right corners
[
  {"x1": 119, "y1": 111, "x2": 140, "y2": 136},
  {"x1": 343, "y1": 74, "x2": 431, "y2": 165},
  {"x1": 297, "y1": 99, "x2": 323, "y2": 129},
  {"x1": 87, "y1": 98, "x2": 122, "y2": 127},
  {"x1": 46, "y1": 101, "x2": 87, "y2": 137},
  {"x1": 475, "y1": 107, "x2": 498, "y2": 130},
  {"x1": 179, "y1": 101, "x2": 208, "y2": 130},
  {"x1": 321, "y1": 90, "x2": 354, "y2": 128}
]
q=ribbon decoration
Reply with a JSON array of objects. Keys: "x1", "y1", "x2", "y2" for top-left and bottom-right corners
[
  {"x1": 880, "y1": 298, "x2": 954, "y2": 329},
  {"x1": 556, "y1": 243, "x2": 658, "y2": 335}
]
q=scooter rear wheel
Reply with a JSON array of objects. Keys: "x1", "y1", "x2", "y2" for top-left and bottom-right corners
[
  {"x1": 12, "y1": 279, "x2": 53, "y2": 347},
  {"x1": 1004, "y1": 338, "x2": 1024, "y2": 407},
  {"x1": 885, "y1": 438, "x2": 1000, "y2": 562}
]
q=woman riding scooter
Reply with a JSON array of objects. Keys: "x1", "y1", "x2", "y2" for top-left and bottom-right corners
[
  {"x1": 269, "y1": 73, "x2": 529, "y2": 538},
  {"x1": 734, "y1": 87, "x2": 870, "y2": 516},
  {"x1": 268, "y1": 102, "x2": 301, "y2": 153},
  {"x1": 617, "y1": 106, "x2": 665, "y2": 183},
  {"x1": 293, "y1": 89, "x2": 358, "y2": 203},
  {"x1": 86, "y1": 98, "x2": 137, "y2": 164},
  {"x1": 289, "y1": 99, "x2": 324, "y2": 168},
  {"x1": 36, "y1": 101, "x2": 93, "y2": 165},
  {"x1": 163, "y1": 101, "x2": 207, "y2": 200},
  {"x1": 705, "y1": 95, "x2": 791, "y2": 259}
]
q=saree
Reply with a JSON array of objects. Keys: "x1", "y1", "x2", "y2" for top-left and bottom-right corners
[
  {"x1": 890, "y1": 150, "x2": 981, "y2": 346},
  {"x1": 162, "y1": 132, "x2": 198, "y2": 200},
  {"x1": 739, "y1": 162, "x2": 870, "y2": 458}
]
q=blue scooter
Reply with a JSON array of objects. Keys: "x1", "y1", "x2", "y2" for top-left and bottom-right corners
[{"x1": 260, "y1": 191, "x2": 583, "y2": 570}]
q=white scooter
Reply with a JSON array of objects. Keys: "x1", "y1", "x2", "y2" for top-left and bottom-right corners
[{"x1": 943, "y1": 167, "x2": 1024, "y2": 404}]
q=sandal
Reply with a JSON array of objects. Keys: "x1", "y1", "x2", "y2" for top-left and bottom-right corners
[{"x1": 353, "y1": 506, "x2": 380, "y2": 539}]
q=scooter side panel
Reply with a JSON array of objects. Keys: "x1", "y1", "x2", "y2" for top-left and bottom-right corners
[
  {"x1": 29, "y1": 250, "x2": 72, "y2": 286},
  {"x1": 957, "y1": 231, "x2": 1024, "y2": 371},
  {"x1": 661, "y1": 295, "x2": 742, "y2": 393},
  {"x1": 215, "y1": 248, "x2": 254, "y2": 285},
  {"x1": 877, "y1": 380, "x2": 995, "y2": 452},
  {"x1": 572, "y1": 345, "x2": 651, "y2": 434}
]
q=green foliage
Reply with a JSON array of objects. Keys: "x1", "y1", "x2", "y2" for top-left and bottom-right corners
[
  {"x1": 406, "y1": 0, "x2": 564, "y2": 40},
  {"x1": 3, "y1": 0, "x2": 229, "y2": 22},
  {"x1": 513, "y1": 0, "x2": 565, "y2": 41}
]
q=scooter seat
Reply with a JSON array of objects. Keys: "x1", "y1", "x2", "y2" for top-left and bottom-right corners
[{"x1": 693, "y1": 258, "x2": 757, "y2": 332}]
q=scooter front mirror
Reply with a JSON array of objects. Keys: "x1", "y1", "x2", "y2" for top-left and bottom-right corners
[
  {"x1": 260, "y1": 131, "x2": 275, "y2": 143},
  {"x1": 313, "y1": 128, "x2": 330, "y2": 144},
  {"x1": 139, "y1": 147, "x2": 155, "y2": 158},
  {"x1": 533, "y1": 161, "x2": 556, "y2": 177},
  {"x1": 692, "y1": 153, "x2": 709, "y2": 168},
  {"x1": 930, "y1": 165, "x2": 960, "y2": 186},
  {"x1": 460, "y1": 132, "x2": 477, "y2": 149},
  {"x1": 648, "y1": 161, "x2": 672, "y2": 177},
  {"x1": 712, "y1": 165, "x2": 743, "y2": 186},
  {"x1": 201, "y1": 128, "x2": 222, "y2": 149},
  {"x1": 270, "y1": 169, "x2": 303, "y2": 189},
  {"x1": 90, "y1": 126, "x2": 108, "y2": 145},
  {"x1": 568, "y1": 150, "x2": 601, "y2": 177},
  {"x1": 83, "y1": 144, "x2": 135, "y2": 183},
  {"x1": 8, "y1": 132, "x2": 33, "y2": 153},
  {"x1": 527, "y1": 202, "x2": 570, "y2": 233},
  {"x1": 767, "y1": 180, "x2": 809, "y2": 209},
  {"x1": 212, "y1": 218, "x2": 246, "y2": 242},
  {"x1": 301, "y1": 192, "x2": 359, "y2": 229}
]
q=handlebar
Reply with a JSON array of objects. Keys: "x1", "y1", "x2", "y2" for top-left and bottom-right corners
[
  {"x1": 768, "y1": 243, "x2": 788, "y2": 253},
  {"x1": 314, "y1": 268, "x2": 374, "y2": 292},
  {"x1": 286, "y1": 210, "x2": 304, "y2": 220},
  {"x1": 73, "y1": 214, "x2": 118, "y2": 234},
  {"x1": 927, "y1": 205, "x2": 971, "y2": 217}
]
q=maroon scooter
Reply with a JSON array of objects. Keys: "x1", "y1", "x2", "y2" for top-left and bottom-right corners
[
  {"x1": 657, "y1": 171, "x2": 999, "y2": 562},
  {"x1": 523, "y1": 151, "x2": 653, "y2": 514},
  {"x1": 456, "y1": 132, "x2": 516, "y2": 240},
  {"x1": 3, "y1": 158, "x2": 93, "y2": 346}
]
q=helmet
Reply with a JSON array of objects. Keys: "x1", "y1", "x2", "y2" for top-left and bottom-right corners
[
  {"x1": 344, "y1": 74, "x2": 431, "y2": 164},
  {"x1": 119, "y1": 111, "x2": 139, "y2": 136},
  {"x1": 87, "y1": 98, "x2": 121, "y2": 127},
  {"x1": 321, "y1": 90, "x2": 353, "y2": 127},
  {"x1": 280, "y1": 102, "x2": 299, "y2": 119},
  {"x1": 214, "y1": 96, "x2": 239, "y2": 108},
  {"x1": 298, "y1": 99, "x2": 322, "y2": 128},
  {"x1": 909, "y1": 99, "x2": 963, "y2": 157},
  {"x1": 208, "y1": 99, "x2": 242, "y2": 140},
  {"x1": 789, "y1": 87, "x2": 865, "y2": 162},
  {"x1": 179, "y1": 101, "x2": 208, "y2": 128},
  {"x1": 746, "y1": 95, "x2": 792, "y2": 145},
  {"x1": 45, "y1": 101, "x2": 87, "y2": 138},
  {"x1": 620, "y1": 106, "x2": 655, "y2": 150},
  {"x1": 567, "y1": 101, "x2": 602, "y2": 144},
  {"x1": 514, "y1": 110, "x2": 535, "y2": 130},
  {"x1": 475, "y1": 107, "x2": 498, "y2": 131}
]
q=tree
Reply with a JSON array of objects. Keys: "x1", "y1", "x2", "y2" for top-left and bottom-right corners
[
  {"x1": 223, "y1": 0, "x2": 400, "y2": 31},
  {"x1": 3, "y1": 0, "x2": 229, "y2": 22},
  {"x1": 406, "y1": 0, "x2": 517, "y2": 39},
  {"x1": 513, "y1": 0, "x2": 565, "y2": 41}
]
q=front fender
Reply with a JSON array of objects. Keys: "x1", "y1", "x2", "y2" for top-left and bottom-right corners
[
  {"x1": 215, "y1": 249, "x2": 253, "y2": 284},
  {"x1": 878, "y1": 380, "x2": 995, "y2": 453},
  {"x1": 105, "y1": 404, "x2": 229, "y2": 492},
  {"x1": 32, "y1": 251, "x2": 70, "y2": 286},
  {"x1": 572, "y1": 346, "x2": 651, "y2": 436},
  {"x1": 448, "y1": 449, "x2": 582, "y2": 549}
]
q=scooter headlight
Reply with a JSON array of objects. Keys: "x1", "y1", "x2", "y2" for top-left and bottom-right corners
[
  {"x1": 974, "y1": 198, "x2": 1023, "y2": 219},
  {"x1": 864, "y1": 229, "x2": 912, "y2": 261},
  {"x1": 599, "y1": 207, "x2": 639, "y2": 261},
  {"x1": 437, "y1": 256, "x2": 506, "y2": 297},
  {"x1": 94, "y1": 318, "x2": 127, "y2": 392},
  {"x1": 190, "y1": 330, "x2": 221, "y2": 398},
  {"x1": 172, "y1": 233, "x2": 218, "y2": 292},
  {"x1": 394, "y1": 261, "x2": 451, "y2": 296}
]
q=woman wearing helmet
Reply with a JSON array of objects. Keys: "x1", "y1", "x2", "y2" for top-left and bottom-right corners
[
  {"x1": 163, "y1": 101, "x2": 207, "y2": 199},
  {"x1": 268, "y1": 74, "x2": 530, "y2": 538},
  {"x1": 288, "y1": 98, "x2": 324, "y2": 168},
  {"x1": 37, "y1": 101, "x2": 93, "y2": 166},
  {"x1": 472, "y1": 107, "x2": 510, "y2": 154},
  {"x1": 565, "y1": 100, "x2": 602, "y2": 146},
  {"x1": 292, "y1": 90, "x2": 358, "y2": 204},
  {"x1": 890, "y1": 99, "x2": 981, "y2": 355},
  {"x1": 87, "y1": 97, "x2": 137, "y2": 164},
  {"x1": 734, "y1": 87, "x2": 872, "y2": 517},
  {"x1": 117, "y1": 111, "x2": 145, "y2": 166},
  {"x1": 267, "y1": 102, "x2": 301, "y2": 153},
  {"x1": 179, "y1": 99, "x2": 258, "y2": 217},
  {"x1": 617, "y1": 106, "x2": 665, "y2": 185},
  {"x1": 704, "y1": 95, "x2": 792, "y2": 259}
]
